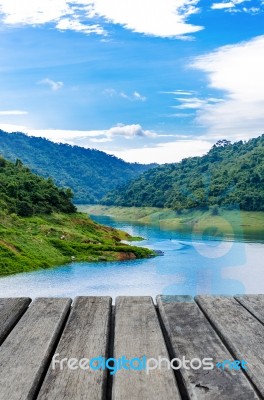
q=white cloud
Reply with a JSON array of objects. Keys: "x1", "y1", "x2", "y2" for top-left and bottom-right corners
[
  {"x1": 105, "y1": 89, "x2": 146, "y2": 102},
  {"x1": 0, "y1": 123, "x2": 32, "y2": 134},
  {"x1": 38, "y1": 78, "x2": 64, "y2": 91},
  {"x1": 160, "y1": 89, "x2": 196, "y2": 96},
  {"x1": 211, "y1": 2, "x2": 235, "y2": 9},
  {"x1": 132, "y1": 91, "x2": 146, "y2": 102},
  {"x1": 107, "y1": 124, "x2": 155, "y2": 138},
  {"x1": 56, "y1": 18, "x2": 105, "y2": 35},
  {"x1": 171, "y1": 90, "x2": 195, "y2": 96},
  {"x1": 104, "y1": 88, "x2": 116, "y2": 97},
  {"x1": 168, "y1": 113, "x2": 194, "y2": 117},
  {"x1": 191, "y1": 35, "x2": 264, "y2": 139},
  {"x1": 119, "y1": 92, "x2": 133, "y2": 100},
  {"x1": 241, "y1": 6, "x2": 261, "y2": 13},
  {"x1": 87, "y1": 0, "x2": 203, "y2": 38},
  {"x1": 0, "y1": 0, "x2": 106, "y2": 35},
  {"x1": 0, "y1": 122, "x2": 215, "y2": 163},
  {"x1": 0, "y1": 123, "x2": 156, "y2": 142},
  {"x1": 172, "y1": 96, "x2": 223, "y2": 110},
  {"x1": 89, "y1": 137, "x2": 112, "y2": 143},
  {"x1": 0, "y1": 110, "x2": 28, "y2": 115},
  {"x1": 120, "y1": 91, "x2": 146, "y2": 102},
  {"x1": 173, "y1": 97, "x2": 207, "y2": 109},
  {"x1": 211, "y1": 0, "x2": 261, "y2": 13},
  {"x1": 0, "y1": 0, "x2": 203, "y2": 38},
  {"x1": 0, "y1": 0, "x2": 70, "y2": 24},
  {"x1": 233, "y1": 0, "x2": 250, "y2": 3},
  {"x1": 113, "y1": 139, "x2": 212, "y2": 164}
]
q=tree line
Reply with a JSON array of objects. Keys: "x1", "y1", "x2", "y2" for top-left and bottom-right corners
[
  {"x1": 102, "y1": 135, "x2": 264, "y2": 212},
  {"x1": 0, "y1": 130, "x2": 155, "y2": 203}
]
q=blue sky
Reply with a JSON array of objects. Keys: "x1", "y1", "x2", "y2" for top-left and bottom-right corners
[{"x1": 0, "y1": 0, "x2": 264, "y2": 163}]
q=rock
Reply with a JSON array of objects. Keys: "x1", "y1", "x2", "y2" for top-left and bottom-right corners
[
  {"x1": 118, "y1": 252, "x2": 137, "y2": 260},
  {"x1": 153, "y1": 250, "x2": 164, "y2": 256}
]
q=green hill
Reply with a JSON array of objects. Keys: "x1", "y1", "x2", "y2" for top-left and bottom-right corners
[
  {"x1": 0, "y1": 156, "x2": 76, "y2": 216},
  {"x1": 102, "y1": 135, "x2": 264, "y2": 211},
  {"x1": 0, "y1": 157, "x2": 153, "y2": 275},
  {"x1": 0, "y1": 130, "x2": 156, "y2": 203}
]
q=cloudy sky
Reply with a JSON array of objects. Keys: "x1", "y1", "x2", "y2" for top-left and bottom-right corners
[{"x1": 0, "y1": 0, "x2": 264, "y2": 163}]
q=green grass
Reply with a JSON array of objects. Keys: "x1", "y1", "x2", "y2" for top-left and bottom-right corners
[
  {"x1": 0, "y1": 211, "x2": 154, "y2": 276},
  {"x1": 80, "y1": 205, "x2": 264, "y2": 241},
  {"x1": 78, "y1": 205, "x2": 161, "y2": 220}
]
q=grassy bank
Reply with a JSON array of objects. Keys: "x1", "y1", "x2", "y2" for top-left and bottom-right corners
[
  {"x1": 80, "y1": 205, "x2": 264, "y2": 240},
  {"x1": 0, "y1": 212, "x2": 154, "y2": 276}
]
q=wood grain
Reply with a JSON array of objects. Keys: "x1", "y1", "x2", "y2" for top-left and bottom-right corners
[
  {"x1": 112, "y1": 296, "x2": 181, "y2": 400},
  {"x1": 157, "y1": 295, "x2": 259, "y2": 400},
  {"x1": 0, "y1": 297, "x2": 71, "y2": 400},
  {"x1": 0, "y1": 298, "x2": 31, "y2": 345},
  {"x1": 235, "y1": 295, "x2": 264, "y2": 325},
  {"x1": 196, "y1": 295, "x2": 264, "y2": 398},
  {"x1": 37, "y1": 296, "x2": 111, "y2": 400}
]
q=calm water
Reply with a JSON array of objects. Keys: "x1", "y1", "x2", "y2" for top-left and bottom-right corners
[{"x1": 0, "y1": 215, "x2": 264, "y2": 299}]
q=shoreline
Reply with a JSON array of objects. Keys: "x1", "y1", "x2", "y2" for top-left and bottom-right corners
[
  {"x1": 79, "y1": 205, "x2": 264, "y2": 242},
  {"x1": 0, "y1": 212, "x2": 154, "y2": 277}
]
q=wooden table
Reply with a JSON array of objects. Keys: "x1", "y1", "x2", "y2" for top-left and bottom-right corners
[{"x1": 0, "y1": 295, "x2": 264, "y2": 399}]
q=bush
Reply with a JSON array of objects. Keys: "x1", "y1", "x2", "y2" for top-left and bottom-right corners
[{"x1": 210, "y1": 205, "x2": 219, "y2": 216}]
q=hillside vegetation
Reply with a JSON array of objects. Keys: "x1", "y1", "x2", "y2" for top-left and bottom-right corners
[
  {"x1": 0, "y1": 157, "x2": 153, "y2": 275},
  {"x1": 0, "y1": 156, "x2": 76, "y2": 216},
  {"x1": 103, "y1": 135, "x2": 264, "y2": 212},
  {"x1": 0, "y1": 130, "x2": 155, "y2": 203},
  {"x1": 0, "y1": 212, "x2": 153, "y2": 275}
]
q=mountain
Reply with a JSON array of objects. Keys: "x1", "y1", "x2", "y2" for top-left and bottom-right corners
[
  {"x1": 0, "y1": 130, "x2": 156, "y2": 203},
  {"x1": 102, "y1": 135, "x2": 264, "y2": 212},
  {"x1": 0, "y1": 156, "x2": 76, "y2": 216}
]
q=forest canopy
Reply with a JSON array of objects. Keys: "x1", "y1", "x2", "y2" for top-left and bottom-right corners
[
  {"x1": 102, "y1": 135, "x2": 264, "y2": 212},
  {"x1": 0, "y1": 130, "x2": 155, "y2": 203},
  {"x1": 0, "y1": 157, "x2": 76, "y2": 216}
]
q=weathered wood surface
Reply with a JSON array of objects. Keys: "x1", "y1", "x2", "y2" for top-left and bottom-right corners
[
  {"x1": 38, "y1": 296, "x2": 111, "y2": 400},
  {"x1": 0, "y1": 298, "x2": 71, "y2": 400},
  {"x1": 157, "y1": 295, "x2": 259, "y2": 400},
  {"x1": 0, "y1": 297, "x2": 31, "y2": 345},
  {"x1": 196, "y1": 295, "x2": 264, "y2": 398},
  {"x1": 1, "y1": 295, "x2": 264, "y2": 400},
  {"x1": 235, "y1": 295, "x2": 264, "y2": 325},
  {"x1": 112, "y1": 296, "x2": 181, "y2": 400}
]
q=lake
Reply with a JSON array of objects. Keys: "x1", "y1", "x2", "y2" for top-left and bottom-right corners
[{"x1": 0, "y1": 215, "x2": 264, "y2": 299}]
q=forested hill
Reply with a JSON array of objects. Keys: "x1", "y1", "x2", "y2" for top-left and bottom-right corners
[
  {"x1": 0, "y1": 130, "x2": 156, "y2": 203},
  {"x1": 0, "y1": 156, "x2": 153, "y2": 275},
  {"x1": 102, "y1": 135, "x2": 264, "y2": 212},
  {"x1": 0, "y1": 156, "x2": 76, "y2": 216}
]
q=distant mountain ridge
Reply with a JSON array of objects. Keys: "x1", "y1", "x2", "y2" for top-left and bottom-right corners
[
  {"x1": 102, "y1": 135, "x2": 264, "y2": 212},
  {"x1": 0, "y1": 130, "x2": 156, "y2": 203}
]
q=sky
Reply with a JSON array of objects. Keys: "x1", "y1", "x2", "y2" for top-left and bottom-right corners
[{"x1": 0, "y1": 0, "x2": 264, "y2": 163}]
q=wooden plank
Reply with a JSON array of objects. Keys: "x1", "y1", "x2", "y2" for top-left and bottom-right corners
[
  {"x1": 235, "y1": 295, "x2": 264, "y2": 325},
  {"x1": 0, "y1": 297, "x2": 31, "y2": 345},
  {"x1": 112, "y1": 296, "x2": 181, "y2": 400},
  {"x1": 157, "y1": 295, "x2": 259, "y2": 400},
  {"x1": 0, "y1": 297, "x2": 71, "y2": 400},
  {"x1": 196, "y1": 295, "x2": 264, "y2": 398},
  {"x1": 37, "y1": 296, "x2": 111, "y2": 400}
]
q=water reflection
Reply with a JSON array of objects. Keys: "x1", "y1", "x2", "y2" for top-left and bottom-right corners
[{"x1": 0, "y1": 215, "x2": 263, "y2": 299}]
